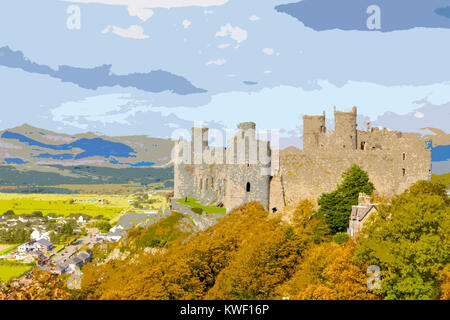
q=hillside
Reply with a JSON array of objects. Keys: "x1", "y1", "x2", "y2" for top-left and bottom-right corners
[{"x1": 0, "y1": 124, "x2": 173, "y2": 168}]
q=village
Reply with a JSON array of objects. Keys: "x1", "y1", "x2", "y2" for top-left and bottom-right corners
[{"x1": 0, "y1": 191, "x2": 170, "y2": 284}]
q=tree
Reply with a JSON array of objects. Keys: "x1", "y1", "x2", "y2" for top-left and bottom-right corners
[
  {"x1": 318, "y1": 164, "x2": 374, "y2": 233},
  {"x1": 355, "y1": 180, "x2": 450, "y2": 300},
  {"x1": 276, "y1": 242, "x2": 377, "y2": 300},
  {"x1": 95, "y1": 220, "x2": 112, "y2": 233},
  {"x1": 31, "y1": 211, "x2": 43, "y2": 217},
  {"x1": 3, "y1": 210, "x2": 15, "y2": 216}
]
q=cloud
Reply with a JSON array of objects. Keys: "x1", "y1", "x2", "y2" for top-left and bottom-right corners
[
  {"x1": 150, "y1": 80, "x2": 450, "y2": 137},
  {"x1": 275, "y1": 0, "x2": 450, "y2": 32},
  {"x1": 262, "y1": 48, "x2": 275, "y2": 55},
  {"x1": 373, "y1": 99, "x2": 450, "y2": 134},
  {"x1": 249, "y1": 15, "x2": 260, "y2": 21},
  {"x1": 64, "y1": 0, "x2": 228, "y2": 20},
  {"x1": 218, "y1": 43, "x2": 230, "y2": 49},
  {"x1": 127, "y1": 5, "x2": 153, "y2": 21},
  {"x1": 205, "y1": 58, "x2": 227, "y2": 66},
  {"x1": 0, "y1": 46, "x2": 206, "y2": 95},
  {"x1": 182, "y1": 19, "x2": 191, "y2": 29},
  {"x1": 215, "y1": 24, "x2": 248, "y2": 43},
  {"x1": 101, "y1": 25, "x2": 149, "y2": 39},
  {"x1": 414, "y1": 111, "x2": 425, "y2": 118}
]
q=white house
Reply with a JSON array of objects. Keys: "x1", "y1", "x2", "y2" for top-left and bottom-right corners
[{"x1": 17, "y1": 242, "x2": 34, "y2": 253}]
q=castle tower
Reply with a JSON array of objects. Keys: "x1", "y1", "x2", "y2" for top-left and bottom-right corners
[
  {"x1": 191, "y1": 127, "x2": 208, "y2": 164},
  {"x1": 334, "y1": 106, "x2": 357, "y2": 150},
  {"x1": 302, "y1": 111, "x2": 326, "y2": 151},
  {"x1": 224, "y1": 122, "x2": 271, "y2": 211}
]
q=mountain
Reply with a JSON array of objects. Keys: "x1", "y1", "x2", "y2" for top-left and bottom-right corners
[{"x1": 0, "y1": 124, "x2": 174, "y2": 168}]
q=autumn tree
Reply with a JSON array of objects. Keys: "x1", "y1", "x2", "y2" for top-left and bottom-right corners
[
  {"x1": 276, "y1": 241, "x2": 377, "y2": 300},
  {"x1": 355, "y1": 180, "x2": 450, "y2": 300}
]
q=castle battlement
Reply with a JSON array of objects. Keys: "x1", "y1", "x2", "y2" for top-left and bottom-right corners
[
  {"x1": 173, "y1": 122, "x2": 272, "y2": 211},
  {"x1": 174, "y1": 107, "x2": 431, "y2": 213}
]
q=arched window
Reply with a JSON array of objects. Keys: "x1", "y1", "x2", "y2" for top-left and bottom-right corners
[
  {"x1": 246, "y1": 182, "x2": 251, "y2": 192},
  {"x1": 402, "y1": 168, "x2": 406, "y2": 176},
  {"x1": 402, "y1": 152, "x2": 406, "y2": 161},
  {"x1": 361, "y1": 141, "x2": 366, "y2": 150}
]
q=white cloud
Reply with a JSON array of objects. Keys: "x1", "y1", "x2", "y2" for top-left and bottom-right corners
[
  {"x1": 127, "y1": 5, "x2": 153, "y2": 21},
  {"x1": 64, "y1": 0, "x2": 228, "y2": 20},
  {"x1": 215, "y1": 24, "x2": 247, "y2": 43},
  {"x1": 204, "y1": 9, "x2": 214, "y2": 15},
  {"x1": 101, "y1": 25, "x2": 149, "y2": 39},
  {"x1": 264, "y1": 70, "x2": 272, "y2": 74},
  {"x1": 205, "y1": 59, "x2": 227, "y2": 66},
  {"x1": 218, "y1": 43, "x2": 230, "y2": 49},
  {"x1": 262, "y1": 48, "x2": 275, "y2": 55},
  {"x1": 182, "y1": 19, "x2": 191, "y2": 29},
  {"x1": 249, "y1": 15, "x2": 260, "y2": 21},
  {"x1": 414, "y1": 111, "x2": 425, "y2": 118}
]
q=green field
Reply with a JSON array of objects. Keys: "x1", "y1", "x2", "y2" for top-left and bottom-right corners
[
  {"x1": 0, "y1": 261, "x2": 34, "y2": 282},
  {"x1": 0, "y1": 193, "x2": 131, "y2": 220},
  {"x1": 177, "y1": 198, "x2": 226, "y2": 214},
  {"x1": 0, "y1": 244, "x2": 18, "y2": 256}
]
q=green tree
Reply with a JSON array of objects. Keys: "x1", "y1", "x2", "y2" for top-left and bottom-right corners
[
  {"x1": 95, "y1": 220, "x2": 112, "y2": 233},
  {"x1": 31, "y1": 211, "x2": 43, "y2": 217},
  {"x1": 3, "y1": 210, "x2": 15, "y2": 216},
  {"x1": 355, "y1": 180, "x2": 450, "y2": 300},
  {"x1": 318, "y1": 164, "x2": 374, "y2": 233}
]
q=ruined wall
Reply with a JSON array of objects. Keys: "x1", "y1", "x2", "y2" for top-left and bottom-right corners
[
  {"x1": 269, "y1": 134, "x2": 431, "y2": 211},
  {"x1": 175, "y1": 108, "x2": 431, "y2": 214},
  {"x1": 302, "y1": 112, "x2": 326, "y2": 151},
  {"x1": 173, "y1": 122, "x2": 272, "y2": 212}
]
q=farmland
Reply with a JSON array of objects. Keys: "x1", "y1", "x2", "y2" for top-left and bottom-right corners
[
  {"x1": 0, "y1": 193, "x2": 132, "y2": 220},
  {"x1": 0, "y1": 261, "x2": 34, "y2": 282}
]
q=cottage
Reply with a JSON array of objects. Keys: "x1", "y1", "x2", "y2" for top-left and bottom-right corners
[
  {"x1": 17, "y1": 242, "x2": 35, "y2": 253},
  {"x1": 348, "y1": 193, "x2": 379, "y2": 237},
  {"x1": 34, "y1": 239, "x2": 53, "y2": 252}
]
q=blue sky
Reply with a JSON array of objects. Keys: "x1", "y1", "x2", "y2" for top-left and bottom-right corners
[{"x1": 0, "y1": 0, "x2": 449, "y2": 149}]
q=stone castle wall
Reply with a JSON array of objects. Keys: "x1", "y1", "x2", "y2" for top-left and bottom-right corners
[
  {"x1": 174, "y1": 107, "x2": 432, "y2": 213},
  {"x1": 173, "y1": 122, "x2": 272, "y2": 212},
  {"x1": 270, "y1": 107, "x2": 431, "y2": 211}
]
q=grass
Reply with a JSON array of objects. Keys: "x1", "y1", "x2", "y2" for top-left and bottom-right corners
[
  {"x1": 127, "y1": 212, "x2": 188, "y2": 249},
  {"x1": 0, "y1": 193, "x2": 131, "y2": 219},
  {"x1": 0, "y1": 261, "x2": 34, "y2": 282},
  {"x1": 0, "y1": 244, "x2": 19, "y2": 256},
  {"x1": 177, "y1": 198, "x2": 226, "y2": 214}
]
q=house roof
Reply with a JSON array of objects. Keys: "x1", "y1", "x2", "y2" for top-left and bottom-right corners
[
  {"x1": 36, "y1": 239, "x2": 53, "y2": 247},
  {"x1": 351, "y1": 204, "x2": 378, "y2": 222},
  {"x1": 70, "y1": 257, "x2": 83, "y2": 265},
  {"x1": 77, "y1": 251, "x2": 91, "y2": 260}
]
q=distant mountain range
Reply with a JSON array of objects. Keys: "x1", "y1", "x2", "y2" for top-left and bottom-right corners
[
  {"x1": 0, "y1": 124, "x2": 174, "y2": 168},
  {"x1": 0, "y1": 124, "x2": 448, "y2": 180}
]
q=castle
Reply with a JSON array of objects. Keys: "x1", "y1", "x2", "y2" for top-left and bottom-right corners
[
  {"x1": 173, "y1": 107, "x2": 432, "y2": 212},
  {"x1": 173, "y1": 122, "x2": 272, "y2": 211}
]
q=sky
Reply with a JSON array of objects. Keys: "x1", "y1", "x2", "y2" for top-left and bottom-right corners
[{"x1": 0, "y1": 0, "x2": 449, "y2": 150}]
